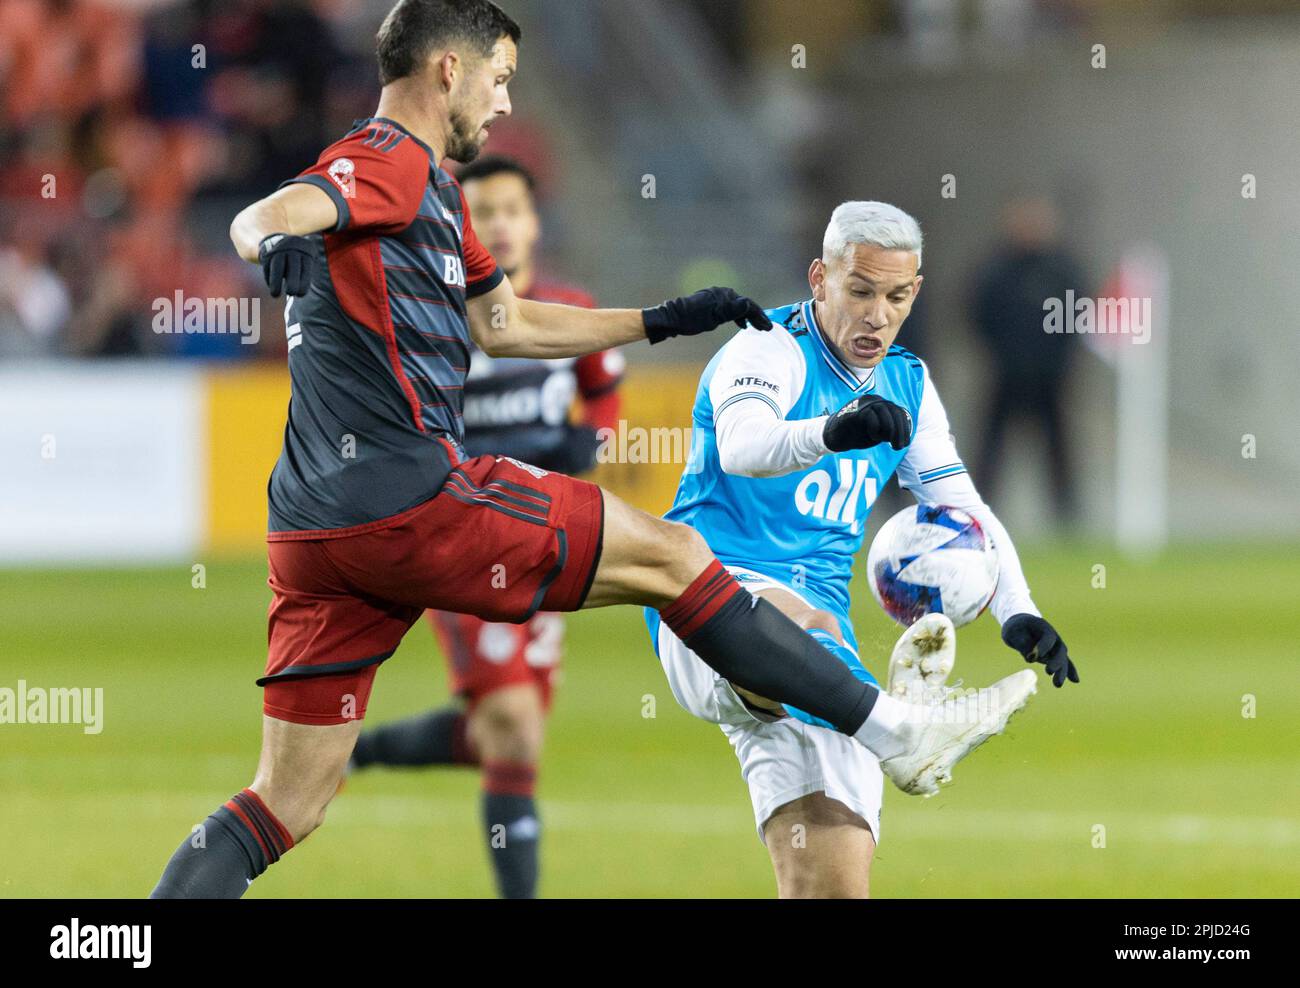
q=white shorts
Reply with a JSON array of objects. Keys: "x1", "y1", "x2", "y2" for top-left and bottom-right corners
[{"x1": 655, "y1": 568, "x2": 883, "y2": 844}]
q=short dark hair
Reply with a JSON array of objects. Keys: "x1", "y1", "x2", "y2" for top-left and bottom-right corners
[
  {"x1": 376, "y1": 0, "x2": 521, "y2": 86},
  {"x1": 455, "y1": 155, "x2": 536, "y2": 193}
]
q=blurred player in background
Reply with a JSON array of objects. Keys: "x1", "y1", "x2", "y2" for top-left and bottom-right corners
[
  {"x1": 647, "y1": 202, "x2": 1079, "y2": 897},
  {"x1": 348, "y1": 156, "x2": 624, "y2": 899}
]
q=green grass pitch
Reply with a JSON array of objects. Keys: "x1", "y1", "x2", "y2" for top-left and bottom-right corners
[{"x1": 1, "y1": 543, "x2": 1296, "y2": 897}]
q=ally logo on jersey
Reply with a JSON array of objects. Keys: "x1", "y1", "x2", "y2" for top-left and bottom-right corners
[{"x1": 794, "y1": 458, "x2": 878, "y2": 528}]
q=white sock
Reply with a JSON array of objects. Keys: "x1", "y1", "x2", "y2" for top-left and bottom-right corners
[{"x1": 853, "y1": 690, "x2": 911, "y2": 760}]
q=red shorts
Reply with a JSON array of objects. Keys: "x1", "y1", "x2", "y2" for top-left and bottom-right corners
[
  {"x1": 259, "y1": 455, "x2": 603, "y2": 725},
  {"x1": 429, "y1": 610, "x2": 563, "y2": 711}
]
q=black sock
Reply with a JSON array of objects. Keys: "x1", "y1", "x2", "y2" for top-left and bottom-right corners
[
  {"x1": 351, "y1": 707, "x2": 476, "y2": 769},
  {"x1": 482, "y1": 761, "x2": 540, "y2": 899},
  {"x1": 150, "y1": 789, "x2": 293, "y2": 899},
  {"x1": 660, "y1": 561, "x2": 878, "y2": 735}
]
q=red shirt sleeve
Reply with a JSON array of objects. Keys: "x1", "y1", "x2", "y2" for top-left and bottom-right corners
[
  {"x1": 282, "y1": 124, "x2": 428, "y2": 236},
  {"x1": 456, "y1": 184, "x2": 502, "y2": 297}
]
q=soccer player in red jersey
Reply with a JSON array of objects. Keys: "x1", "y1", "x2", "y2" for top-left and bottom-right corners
[
  {"x1": 349, "y1": 156, "x2": 624, "y2": 897},
  {"x1": 150, "y1": 0, "x2": 993, "y2": 898}
]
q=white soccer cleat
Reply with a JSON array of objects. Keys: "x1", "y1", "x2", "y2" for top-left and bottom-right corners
[
  {"x1": 880, "y1": 668, "x2": 1037, "y2": 797},
  {"x1": 886, "y1": 612, "x2": 957, "y2": 701}
]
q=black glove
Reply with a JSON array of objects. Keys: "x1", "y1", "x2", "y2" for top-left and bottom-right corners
[
  {"x1": 547, "y1": 424, "x2": 605, "y2": 476},
  {"x1": 822, "y1": 394, "x2": 912, "y2": 452},
  {"x1": 1002, "y1": 614, "x2": 1079, "y2": 688},
  {"x1": 258, "y1": 234, "x2": 315, "y2": 297},
  {"x1": 642, "y1": 286, "x2": 772, "y2": 345}
]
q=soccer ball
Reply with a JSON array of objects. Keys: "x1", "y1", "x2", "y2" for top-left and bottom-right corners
[{"x1": 866, "y1": 504, "x2": 999, "y2": 628}]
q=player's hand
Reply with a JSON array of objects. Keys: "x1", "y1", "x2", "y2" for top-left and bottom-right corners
[
  {"x1": 642, "y1": 287, "x2": 772, "y2": 345},
  {"x1": 1002, "y1": 614, "x2": 1079, "y2": 688},
  {"x1": 549, "y1": 425, "x2": 605, "y2": 476},
  {"x1": 822, "y1": 394, "x2": 912, "y2": 452},
  {"x1": 258, "y1": 234, "x2": 315, "y2": 297}
]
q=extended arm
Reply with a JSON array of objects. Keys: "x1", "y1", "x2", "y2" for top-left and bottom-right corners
[
  {"x1": 467, "y1": 276, "x2": 642, "y2": 357},
  {"x1": 466, "y1": 280, "x2": 772, "y2": 359}
]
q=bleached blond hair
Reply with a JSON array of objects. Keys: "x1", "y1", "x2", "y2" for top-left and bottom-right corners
[{"x1": 823, "y1": 201, "x2": 923, "y2": 269}]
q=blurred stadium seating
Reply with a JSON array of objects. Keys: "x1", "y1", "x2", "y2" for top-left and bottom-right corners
[{"x1": 4, "y1": 0, "x2": 1299, "y2": 554}]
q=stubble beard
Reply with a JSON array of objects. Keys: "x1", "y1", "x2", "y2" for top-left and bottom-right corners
[{"x1": 445, "y1": 108, "x2": 486, "y2": 163}]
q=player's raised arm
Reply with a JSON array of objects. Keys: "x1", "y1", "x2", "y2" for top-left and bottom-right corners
[{"x1": 467, "y1": 277, "x2": 772, "y2": 358}]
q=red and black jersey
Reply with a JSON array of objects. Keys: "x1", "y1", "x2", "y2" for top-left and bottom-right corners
[
  {"x1": 267, "y1": 117, "x2": 504, "y2": 537},
  {"x1": 460, "y1": 280, "x2": 624, "y2": 468}
]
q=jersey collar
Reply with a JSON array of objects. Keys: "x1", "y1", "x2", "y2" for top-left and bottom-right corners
[
  {"x1": 802, "y1": 300, "x2": 876, "y2": 392},
  {"x1": 358, "y1": 116, "x2": 438, "y2": 162}
]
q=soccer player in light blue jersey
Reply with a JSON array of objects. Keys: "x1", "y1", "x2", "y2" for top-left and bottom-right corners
[{"x1": 645, "y1": 201, "x2": 1078, "y2": 898}]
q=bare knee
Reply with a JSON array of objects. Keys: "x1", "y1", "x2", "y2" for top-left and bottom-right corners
[
  {"x1": 770, "y1": 848, "x2": 873, "y2": 899},
  {"x1": 645, "y1": 518, "x2": 713, "y2": 583},
  {"x1": 251, "y1": 773, "x2": 338, "y2": 843},
  {"x1": 469, "y1": 684, "x2": 545, "y2": 763}
]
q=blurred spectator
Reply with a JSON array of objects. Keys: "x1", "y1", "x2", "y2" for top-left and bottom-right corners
[
  {"x1": 0, "y1": 0, "x2": 379, "y2": 361},
  {"x1": 969, "y1": 194, "x2": 1087, "y2": 525},
  {"x1": 0, "y1": 244, "x2": 71, "y2": 356},
  {"x1": 0, "y1": 0, "x2": 140, "y2": 126}
]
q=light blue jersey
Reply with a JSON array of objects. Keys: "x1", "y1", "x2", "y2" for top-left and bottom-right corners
[{"x1": 644, "y1": 299, "x2": 926, "y2": 666}]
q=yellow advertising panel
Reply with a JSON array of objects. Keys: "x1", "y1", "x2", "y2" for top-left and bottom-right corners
[{"x1": 204, "y1": 365, "x2": 290, "y2": 553}]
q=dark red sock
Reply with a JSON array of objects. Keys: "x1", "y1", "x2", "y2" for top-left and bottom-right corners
[
  {"x1": 482, "y1": 759, "x2": 538, "y2": 798},
  {"x1": 223, "y1": 788, "x2": 295, "y2": 862},
  {"x1": 659, "y1": 560, "x2": 745, "y2": 640},
  {"x1": 150, "y1": 788, "x2": 294, "y2": 898}
]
